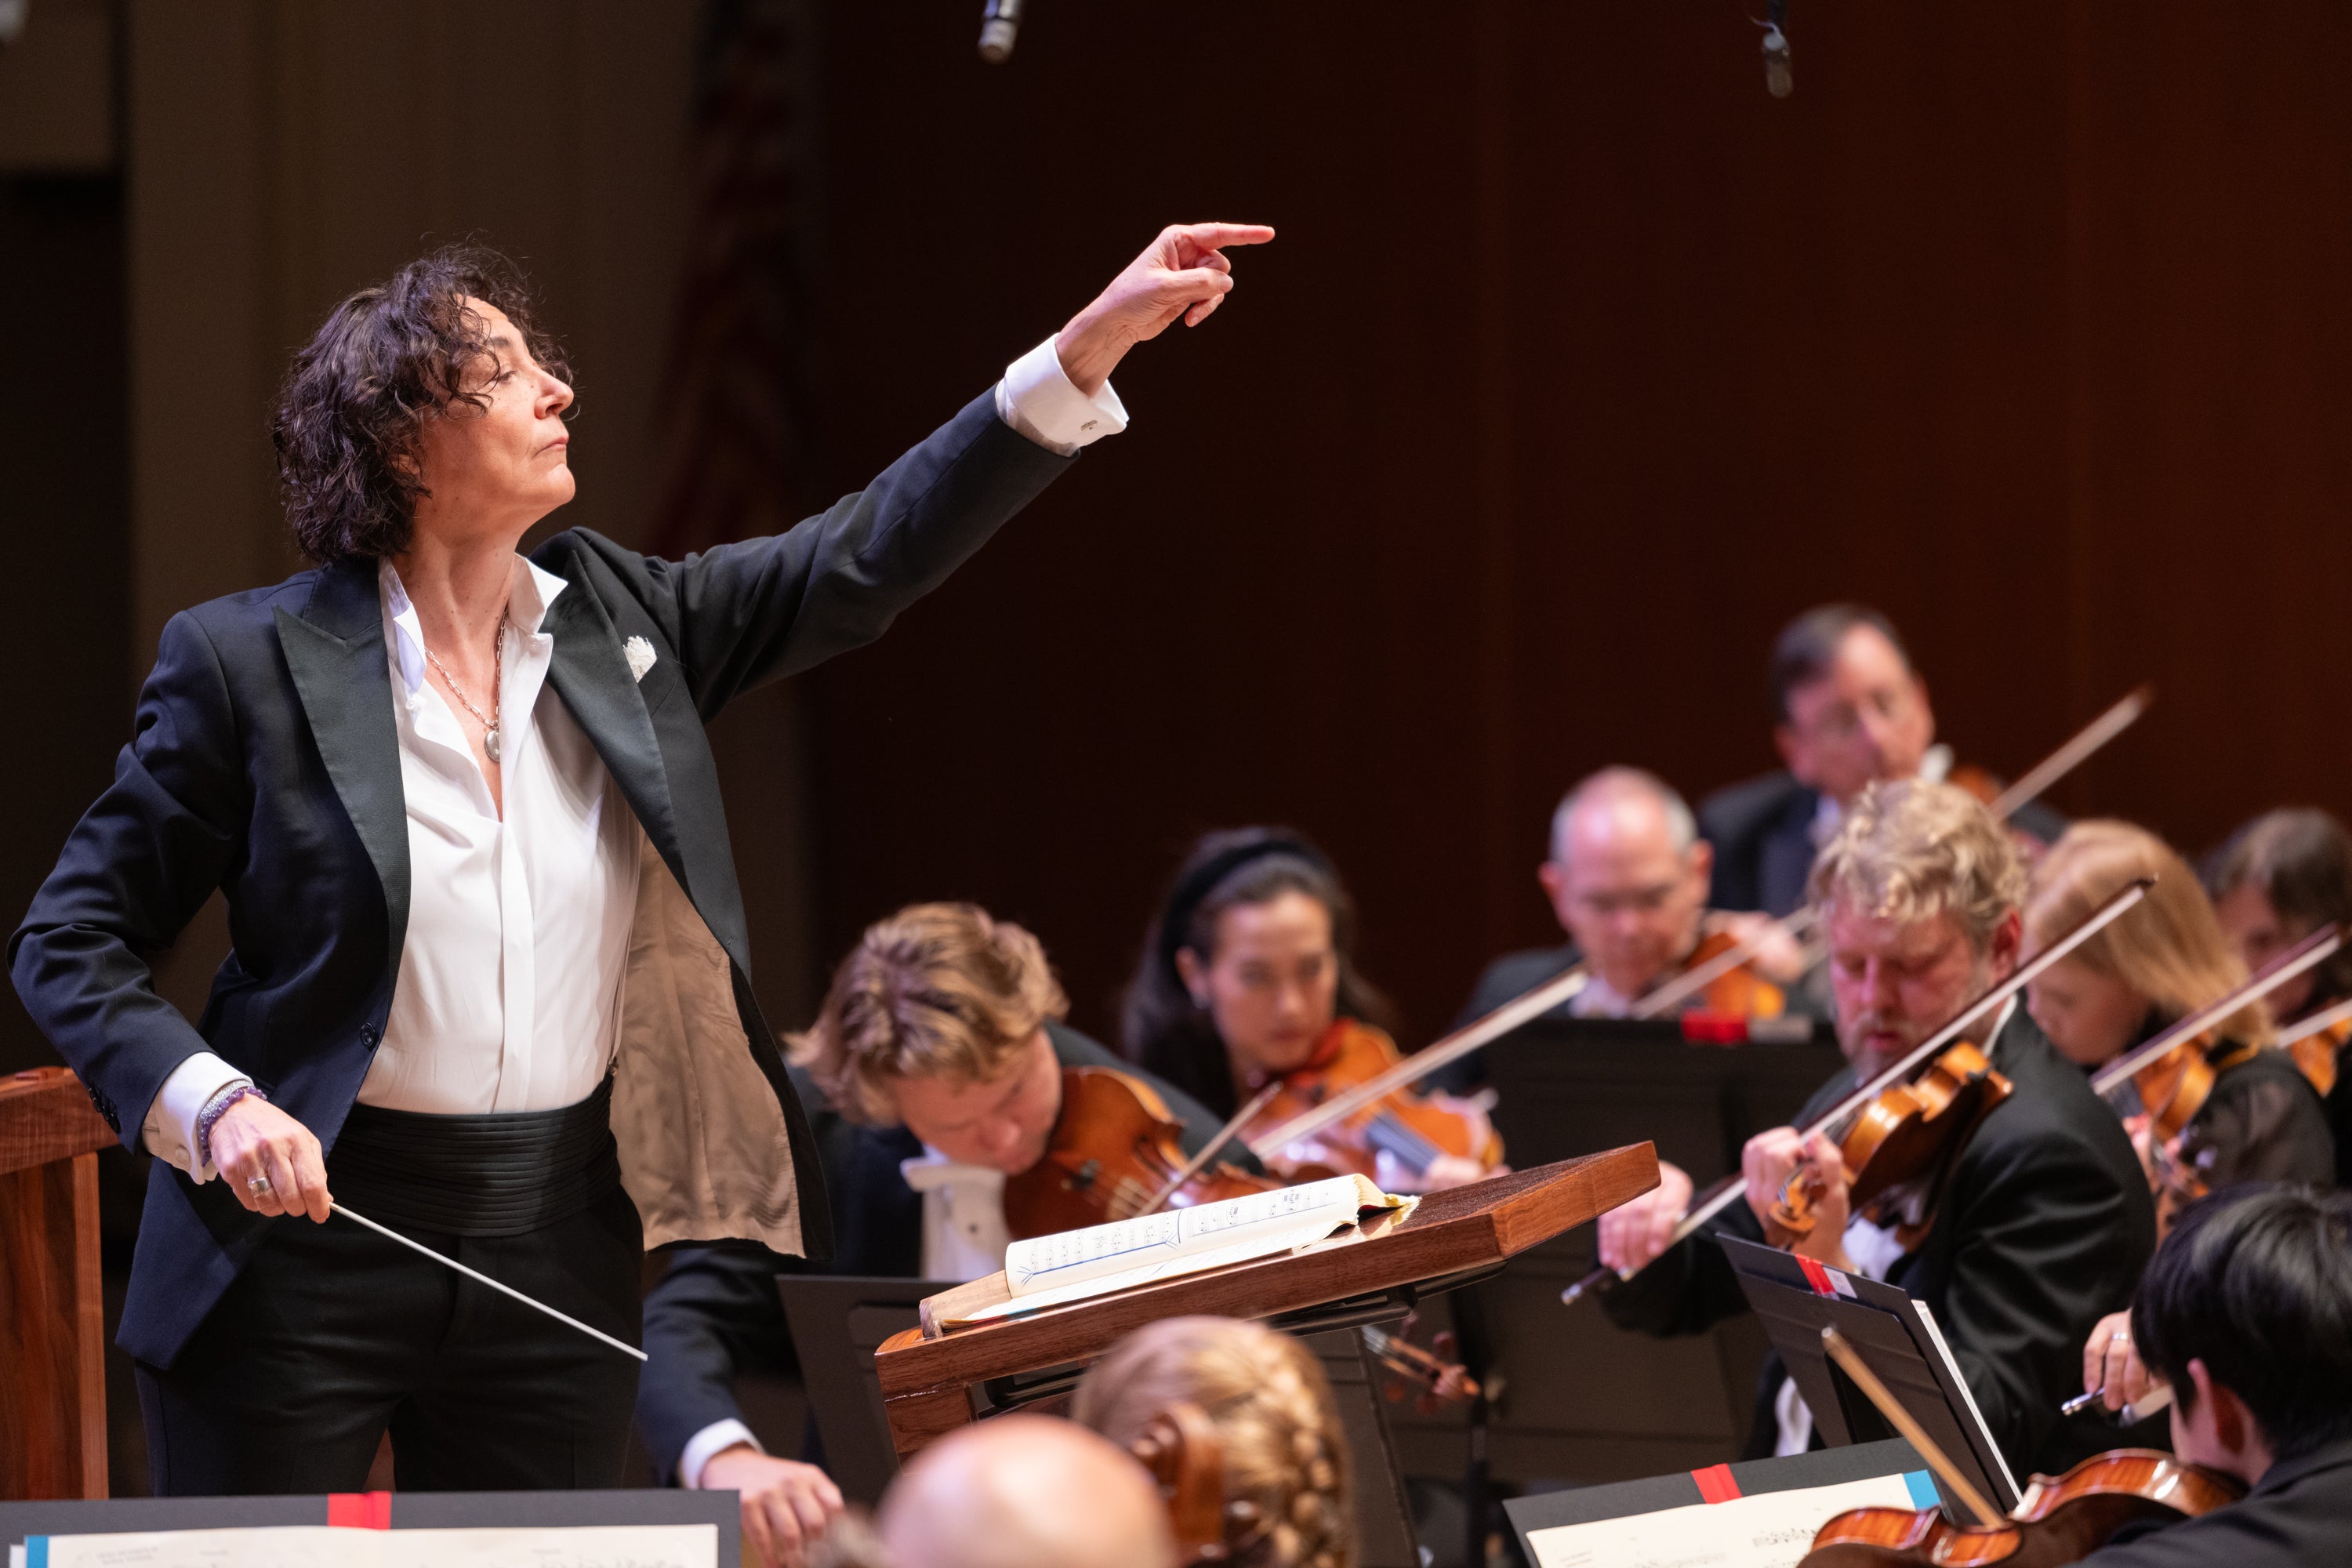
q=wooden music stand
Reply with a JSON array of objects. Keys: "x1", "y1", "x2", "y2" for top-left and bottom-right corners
[
  {"x1": 0, "y1": 1067, "x2": 118, "y2": 1501},
  {"x1": 873, "y1": 1145, "x2": 1658, "y2": 1457}
]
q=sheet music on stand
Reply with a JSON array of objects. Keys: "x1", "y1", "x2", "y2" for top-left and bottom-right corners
[
  {"x1": 1, "y1": 1490, "x2": 733, "y2": 1568},
  {"x1": 1504, "y1": 1438, "x2": 1934, "y2": 1568},
  {"x1": 1719, "y1": 1235, "x2": 2022, "y2": 1515}
]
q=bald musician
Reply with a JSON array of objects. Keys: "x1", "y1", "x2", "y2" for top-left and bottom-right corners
[
  {"x1": 1599, "y1": 780, "x2": 2152, "y2": 1474},
  {"x1": 1700, "y1": 604, "x2": 2063, "y2": 918},
  {"x1": 877, "y1": 1415, "x2": 1179, "y2": 1568},
  {"x1": 1440, "y1": 769, "x2": 1796, "y2": 1092},
  {"x1": 635, "y1": 903, "x2": 1245, "y2": 1566}
]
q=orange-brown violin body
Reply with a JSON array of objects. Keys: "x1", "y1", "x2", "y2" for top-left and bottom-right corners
[
  {"x1": 1800, "y1": 1448, "x2": 2243, "y2": 1566},
  {"x1": 2288, "y1": 1012, "x2": 2347, "y2": 1098},
  {"x1": 1677, "y1": 928, "x2": 1791, "y2": 1033},
  {"x1": 1769, "y1": 1041, "x2": 2013, "y2": 1250},
  {"x1": 1243, "y1": 1019, "x2": 1503, "y2": 1184},
  {"x1": 1003, "y1": 1065, "x2": 1278, "y2": 1239}
]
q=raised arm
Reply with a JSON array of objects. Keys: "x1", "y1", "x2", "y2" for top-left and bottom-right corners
[{"x1": 578, "y1": 223, "x2": 1274, "y2": 717}]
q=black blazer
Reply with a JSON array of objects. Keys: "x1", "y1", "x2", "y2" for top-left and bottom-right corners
[
  {"x1": 1604, "y1": 1006, "x2": 2158, "y2": 1475},
  {"x1": 2072, "y1": 1439, "x2": 2352, "y2": 1567},
  {"x1": 11, "y1": 390, "x2": 1073, "y2": 1368},
  {"x1": 633, "y1": 1022, "x2": 1247, "y2": 1481},
  {"x1": 1700, "y1": 770, "x2": 2067, "y2": 916}
]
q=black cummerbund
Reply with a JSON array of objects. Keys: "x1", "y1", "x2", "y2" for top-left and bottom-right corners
[{"x1": 328, "y1": 1076, "x2": 622, "y2": 1237}]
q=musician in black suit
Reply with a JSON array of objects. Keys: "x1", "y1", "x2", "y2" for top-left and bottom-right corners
[
  {"x1": 9, "y1": 223, "x2": 1271, "y2": 1496},
  {"x1": 1700, "y1": 604, "x2": 2063, "y2": 918},
  {"x1": 1440, "y1": 768, "x2": 1808, "y2": 1094},
  {"x1": 2071, "y1": 1185, "x2": 2352, "y2": 1566},
  {"x1": 1599, "y1": 780, "x2": 2155, "y2": 1476},
  {"x1": 636, "y1": 903, "x2": 1247, "y2": 1567}
]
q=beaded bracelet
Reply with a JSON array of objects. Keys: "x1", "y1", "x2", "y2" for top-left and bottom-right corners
[{"x1": 196, "y1": 1083, "x2": 267, "y2": 1171}]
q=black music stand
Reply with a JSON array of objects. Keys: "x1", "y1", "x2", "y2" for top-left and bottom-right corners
[
  {"x1": 776, "y1": 1274, "x2": 1421, "y2": 1568},
  {"x1": 1719, "y1": 1236, "x2": 2021, "y2": 1515},
  {"x1": 1380, "y1": 1020, "x2": 1844, "y2": 1487}
]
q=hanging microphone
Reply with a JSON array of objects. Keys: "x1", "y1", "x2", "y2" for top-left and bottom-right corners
[
  {"x1": 1761, "y1": 0, "x2": 1792, "y2": 97},
  {"x1": 979, "y1": 0, "x2": 1023, "y2": 64}
]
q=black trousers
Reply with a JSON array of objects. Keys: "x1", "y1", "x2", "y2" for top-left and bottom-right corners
[{"x1": 136, "y1": 1184, "x2": 643, "y2": 1495}]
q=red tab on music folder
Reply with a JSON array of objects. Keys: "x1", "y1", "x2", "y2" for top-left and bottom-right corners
[
  {"x1": 1796, "y1": 1254, "x2": 1857, "y2": 1299},
  {"x1": 1690, "y1": 1463, "x2": 1741, "y2": 1504},
  {"x1": 328, "y1": 1491, "x2": 393, "y2": 1530}
]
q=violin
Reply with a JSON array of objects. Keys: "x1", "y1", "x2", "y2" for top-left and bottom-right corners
[
  {"x1": 1002, "y1": 1065, "x2": 1279, "y2": 1239},
  {"x1": 2278, "y1": 993, "x2": 2352, "y2": 1098},
  {"x1": 1800, "y1": 1449, "x2": 2244, "y2": 1566},
  {"x1": 1237, "y1": 1018, "x2": 1503, "y2": 1188},
  {"x1": 1767, "y1": 1038, "x2": 2012, "y2": 1251},
  {"x1": 1127, "y1": 1399, "x2": 1229, "y2": 1564}
]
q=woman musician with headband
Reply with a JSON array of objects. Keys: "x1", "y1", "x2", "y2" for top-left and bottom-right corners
[
  {"x1": 1596, "y1": 780, "x2": 2155, "y2": 1476},
  {"x1": 1120, "y1": 828, "x2": 1502, "y2": 1192}
]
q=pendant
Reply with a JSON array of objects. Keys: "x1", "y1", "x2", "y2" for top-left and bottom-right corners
[{"x1": 485, "y1": 728, "x2": 501, "y2": 763}]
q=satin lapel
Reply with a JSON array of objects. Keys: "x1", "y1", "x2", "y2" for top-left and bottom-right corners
[
  {"x1": 273, "y1": 558, "x2": 412, "y2": 977},
  {"x1": 541, "y1": 583, "x2": 686, "y2": 886}
]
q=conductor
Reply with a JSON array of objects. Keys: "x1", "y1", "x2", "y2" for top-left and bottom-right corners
[{"x1": 9, "y1": 220, "x2": 1272, "y2": 1494}]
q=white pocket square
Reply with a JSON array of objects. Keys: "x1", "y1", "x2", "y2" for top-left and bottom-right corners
[{"x1": 623, "y1": 636, "x2": 658, "y2": 682}]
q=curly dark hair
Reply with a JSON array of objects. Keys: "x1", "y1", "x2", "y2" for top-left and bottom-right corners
[{"x1": 271, "y1": 245, "x2": 571, "y2": 563}]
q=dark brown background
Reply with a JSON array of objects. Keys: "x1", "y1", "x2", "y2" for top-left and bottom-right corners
[
  {"x1": 794, "y1": 2, "x2": 2352, "y2": 1051},
  {"x1": 5, "y1": 0, "x2": 2351, "y2": 1065}
]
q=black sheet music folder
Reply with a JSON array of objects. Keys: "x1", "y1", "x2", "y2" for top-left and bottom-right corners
[{"x1": 1719, "y1": 1234, "x2": 2022, "y2": 1515}]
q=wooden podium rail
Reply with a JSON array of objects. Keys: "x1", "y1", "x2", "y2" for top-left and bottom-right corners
[
  {"x1": 0, "y1": 1067, "x2": 118, "y2": 1501},
  {"x1": 873, "y1": 1145, "x2": 1658, "y2": 1457}
]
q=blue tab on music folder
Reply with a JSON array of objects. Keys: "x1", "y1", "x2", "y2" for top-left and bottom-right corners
[{"x1": 1904, "y1": 1469, "x2": 1940, "y2": 1508}]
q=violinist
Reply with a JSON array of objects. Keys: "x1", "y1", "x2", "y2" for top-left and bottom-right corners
[
  {"x1": 1122, "y1": 828, "x2": 1498, "y2": 1190},
  {"x1": 636, "y1": 903, "x2": 1246, "y2": 1567},
  {"x1": 2206, "y1": 807, "x2": 2352, "y2": 1185},
  {"x1": 2024, "y1": 821, "x2": 2336, "y2": 1211},
  {"x1": 1700, "y1": 604, "x2": 2065, "y2": 918},
  {"x1": 2060, "y1": 1185, "x2": 2352, "y2": 1566},
  {"x1": 1443, "y1": 768, "x2": 1797, "y2": 1092},
  {"x1": 1598, "y1": 779, "x2": 2153, "y2": 1473}
]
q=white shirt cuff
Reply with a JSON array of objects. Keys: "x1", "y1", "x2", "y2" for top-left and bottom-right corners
[
  {"x1": 141, "y1": 1052, "x2": 252, "y2": 1181},
  {"x1": 681, "y1": 1418, "x2": 763, "y2": 1490},
  {"x1": 994, "y1": 334, "x2": 1128, "y2": 456}
]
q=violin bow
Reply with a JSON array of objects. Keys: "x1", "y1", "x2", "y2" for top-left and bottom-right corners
[
  {"x1": 1646, "y1": 684, "x2": 2158, "y2": 1014},
  {"x1": 1562, "y1": 877, "x2": 2153, "y2": 1304},
  {"x1": 1821, "y1": 1327, "x2": 2001, "y2": 1526},
  {"x1": 1131, "y1": 1080, "x2": 1285, "y2": 1218},
  {"x1": 2261, "y1": 987, "x2": 2352, "y2": 1052},
  {"x1": 1242, "y1": 964, "x2": 1589, "y2": 1162},
  {"x1": 2088, "y1": 922, "x2": 2346, "y2": 1096}
]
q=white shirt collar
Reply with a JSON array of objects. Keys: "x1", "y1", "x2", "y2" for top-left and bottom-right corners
[{"x1": 378, "y1": 555, "x2": 569, "y2": 698}]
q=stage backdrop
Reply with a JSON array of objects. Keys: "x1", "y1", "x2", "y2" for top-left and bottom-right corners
[{"x1": 793, "y1": 1, "x2": 2352, "y2": 1049}]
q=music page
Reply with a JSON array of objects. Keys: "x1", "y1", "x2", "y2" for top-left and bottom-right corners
[
  {"x1": 25, "y1": 1523, "x2": 718, "y2": 1568},
  {"x1": 1525, "y1": 1472, "x2": 1931, "y2": 1568}
]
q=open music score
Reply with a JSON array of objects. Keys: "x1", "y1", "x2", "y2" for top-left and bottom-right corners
[{"x1": 940, "y1": 1174, "x2": 1410, "y2": 1329}]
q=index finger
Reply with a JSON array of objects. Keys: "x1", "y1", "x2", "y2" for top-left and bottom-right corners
[{"x1": 1171, "y1": 222, "x2": 1276, "y2": 248}]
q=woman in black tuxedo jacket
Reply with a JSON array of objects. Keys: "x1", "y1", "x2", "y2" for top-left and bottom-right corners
[{"x1": 10, "y1": 222, "x2": 1270, "y2": 1494}]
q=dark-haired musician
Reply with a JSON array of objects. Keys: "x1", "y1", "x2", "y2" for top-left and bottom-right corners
[
  {"x1": 1600, "y1": 780, "x2": 2153, "y2": 1475},
  {"x1": 2067, "y1": 1185, "x2": 2352, "y2": 1565},
  {"x1": 1700, "y1": 604, "x2": 2064, "y2": 919}
]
